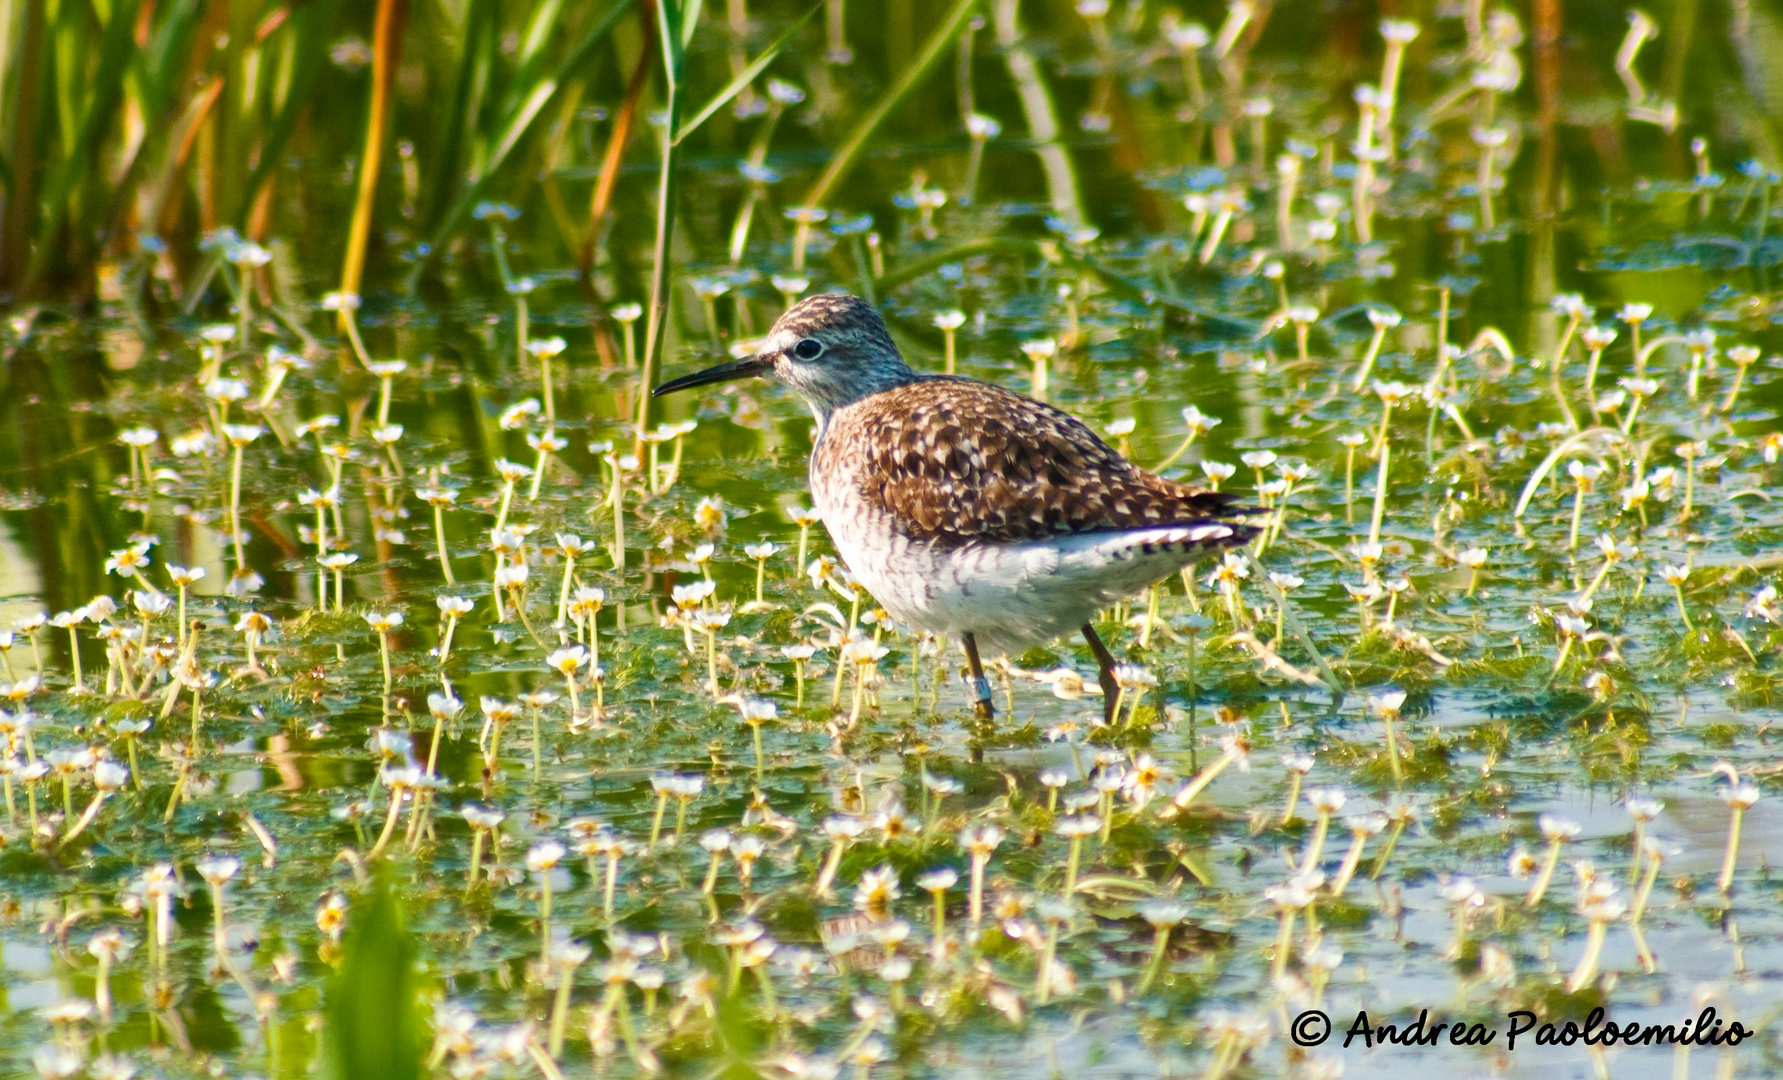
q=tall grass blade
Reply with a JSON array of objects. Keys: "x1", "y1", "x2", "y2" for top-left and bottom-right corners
[
  {"x1": 423, "y1": 0, "x2": 498, "y2": 234},
  {"x1": 1729, "y1": 1, "x2": 1783, "y2": 166},
  {"x1": 800, "y1": 0, "x2": 978, "y2": 212},
  {"x1": 579, "y1": 2, "x2": 657, "y2": 277},
  {"x1": 417, "y1": 0, "x2": 635, "y2": 276},
  {"x1": 148, "y1": 76, "x2": 225, "y2": 248},
  {"x1": 339, "y1": 0, "x2": 412, "y2": 311},
  {"x1": 489, "y1": 83, "x2": 563, "y2": 170},
  {"x1": 635, "y1": 0, "x2": 686, "y2": 458},
  {"x1": 513, "y1": 0, "x2": 570, "y2": 95},
  {"x1": 0, "y1": 0, "x2": 49, "y2": 293},
  {"x1": 327, "y1": 878, "x2": 422, "y2": 1080},
  {"x1": 675, "y1": 2, "x2": 819, "y2": 145},
  {"x1": 136, "y1": 0, "x2": 208, "y2": 118},
  {"x1": 25, "y1": 0, "x2": 145, "y2": 290},
  {"x1": 239, "y1": 0, "x2": 352, "y2": 229},
  {"x1": 680, "y1": 0, "x2": 704, "y2": 49}
]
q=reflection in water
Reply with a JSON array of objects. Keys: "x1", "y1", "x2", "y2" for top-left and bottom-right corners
[{"x1": 994, "y1": 0, "x2": 1085, "y2": 228}]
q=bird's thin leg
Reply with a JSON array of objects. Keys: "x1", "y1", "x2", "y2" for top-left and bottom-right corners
[
  {"x1": 1082, "y1": 623, "x2": 1121, "y2": 725},
  {"x1": 962, "y1": 633, "x2": 994, "y2": 720}
]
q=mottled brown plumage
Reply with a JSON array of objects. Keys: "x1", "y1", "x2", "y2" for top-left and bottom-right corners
[
  {"x1": 654, "y1": 292, "x2": 1256, "y2": 723},
  {"x1": 814, "y1": 376, "x2": 1243, "y2": 549}
]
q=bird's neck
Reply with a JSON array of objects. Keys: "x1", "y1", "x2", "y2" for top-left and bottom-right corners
[{"x1": 799, "y1": 364, "x2": 920, "y2": 437}]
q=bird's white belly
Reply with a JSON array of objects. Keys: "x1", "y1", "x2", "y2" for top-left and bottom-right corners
[
  {"x1": 834, "y1": 530, "x2": 1076, "y2": 655},
  {"x1": 820, "y1": 512, "x2": 1228, "y2": 656},
  {"x1": 810, "y1": 455, "x2": 1240, "y2": 655}
]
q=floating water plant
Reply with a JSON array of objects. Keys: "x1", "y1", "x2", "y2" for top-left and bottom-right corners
[
  {"x1": 1716, "y1": 772, "x2": 1760, "y2": 894},
  {"x1": 1, "y1": 5, "x2": 1780, "y2": 1076}
]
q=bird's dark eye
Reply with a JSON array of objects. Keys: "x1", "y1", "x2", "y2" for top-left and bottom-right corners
[{"x1": 793, "y1": 338, "x2": 825, "y2": 360}]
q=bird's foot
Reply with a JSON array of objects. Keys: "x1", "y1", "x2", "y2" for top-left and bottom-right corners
[{"x1": 971, "y1": 674, "x2": 995, "y2": 721}]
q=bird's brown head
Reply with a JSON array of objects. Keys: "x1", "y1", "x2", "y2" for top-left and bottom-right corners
[{"x1": 653, "y1": 293, "x2": 915, "y2": 421}]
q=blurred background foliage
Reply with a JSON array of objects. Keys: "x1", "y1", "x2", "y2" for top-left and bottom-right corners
[
  {"x1": 0, "y1": 0, "x2": 927, "y2": 306},
  {"x1": 4, "y1": 0, "x2": 1783, "y2": 311}
]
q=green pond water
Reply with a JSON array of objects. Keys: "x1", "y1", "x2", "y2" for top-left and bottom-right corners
[{"x1": 3, "y1": 1, "x2": 1783, "y2": 1078}]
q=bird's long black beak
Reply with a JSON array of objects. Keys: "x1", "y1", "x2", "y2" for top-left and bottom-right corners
[{"x1": 652, "y1": 355, "x2": 771, "y2": 397}]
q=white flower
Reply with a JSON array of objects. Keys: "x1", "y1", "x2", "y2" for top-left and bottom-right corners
[
  {"x1": 736, "y1": 698, "x2": 778, "y2": 723},
  {"x1": 1139, "y1": 899, "x2": 1190, "y2": 928},
  {"x1": 1368, "y1": 690, "x2": 1406, "y2": 716},
  {"x1": 462, "y1": 804, "x2": 505, "y2": 829},
  {"x1": 1180, "y1": 405, "x2": 1221, "y2": 435},
  {"x1": 1380, "y1": 17, "x2": 1420, "y2": 43},
  {"x1": 1538, "y1": 814, "x2": 1582, "y2": 841},
  {"x1": 526, "y1": 840, "x2": 567, "y2": 872},
  {"x1": 197, "y1": 855, "x2": 241, "y2": 885},
  {"x1": 1372, "y1": 379, "x2": 1415, "y2": 405},
  {"x1": 1720, "y1": 783, "x2": 1760, "y2": 809},
  {"x1": 548, "y1": 646, "x2": 588, "y2": 675},
  {"x1": 1746, "y1": 585, "x2": 1779, "y2": 623},
  {"x1": 853, "y1": 865, "x2": 902, "y2": 909},
  {"x1": 32, "y1": 1046, "x2": 83, "y2": 1079},
  {"x1": 1625, "y1": 797, "x2": 1663, "y2": 822},
  {"x1": 494, "y1": 457, "x2": 535, "y2": 481},
  {"x1": 1550, "y1": 293, "x2": 1590, "y2": 320},
  {"x1": 1054, "y1": 814, "x2": 1100, "y2": 838},
  {"x1": 93, "y1": 761, "x2": 129, "y2": 791},
  {"x1": 1440, "y1": 877, "x2": 1484, "y2": 907},
  {"x1": 961, "y1": 823, "x2": 1005, "y2": 855},
  {"x1": 766, "y1": 79, "x2": 805, "y2": 105},
  {"x1": 916, "y1": 867, "x2": 959, "y2": 891},
  {"x1": 363, "y1": 611, "x2": 404, "y2": 632},
  {"x1": 1166, "y1": 20, "x2": 1210, "y2": 49}
]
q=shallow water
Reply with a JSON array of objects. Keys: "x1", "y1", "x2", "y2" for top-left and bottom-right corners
[{"x1": 3, "y1": 1, "x2": 1783, "y2": 1078}]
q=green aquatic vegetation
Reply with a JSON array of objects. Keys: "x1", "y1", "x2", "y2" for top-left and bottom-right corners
[{"x1": 4, "y1": 2, "x2": 1783, "y2": 1079}]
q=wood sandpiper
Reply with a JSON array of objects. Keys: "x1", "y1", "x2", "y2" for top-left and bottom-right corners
[{"x1": 656, "y1": 293, "x2": 1255, "y2": 724}]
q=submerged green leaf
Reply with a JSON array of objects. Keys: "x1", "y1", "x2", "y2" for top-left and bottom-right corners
[{"x1": 327, "y1": 879, "x2": 422, "y2": 1080}]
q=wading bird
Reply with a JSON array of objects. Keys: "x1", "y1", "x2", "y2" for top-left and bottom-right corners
[{"x1": 656, "y1": 293, "x2": 1254, "y2": 724}]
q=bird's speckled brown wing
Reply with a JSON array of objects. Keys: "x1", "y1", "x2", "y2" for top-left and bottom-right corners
[{"x1": 816, "y1": 377, "x2": 1248, "y2": 547}]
